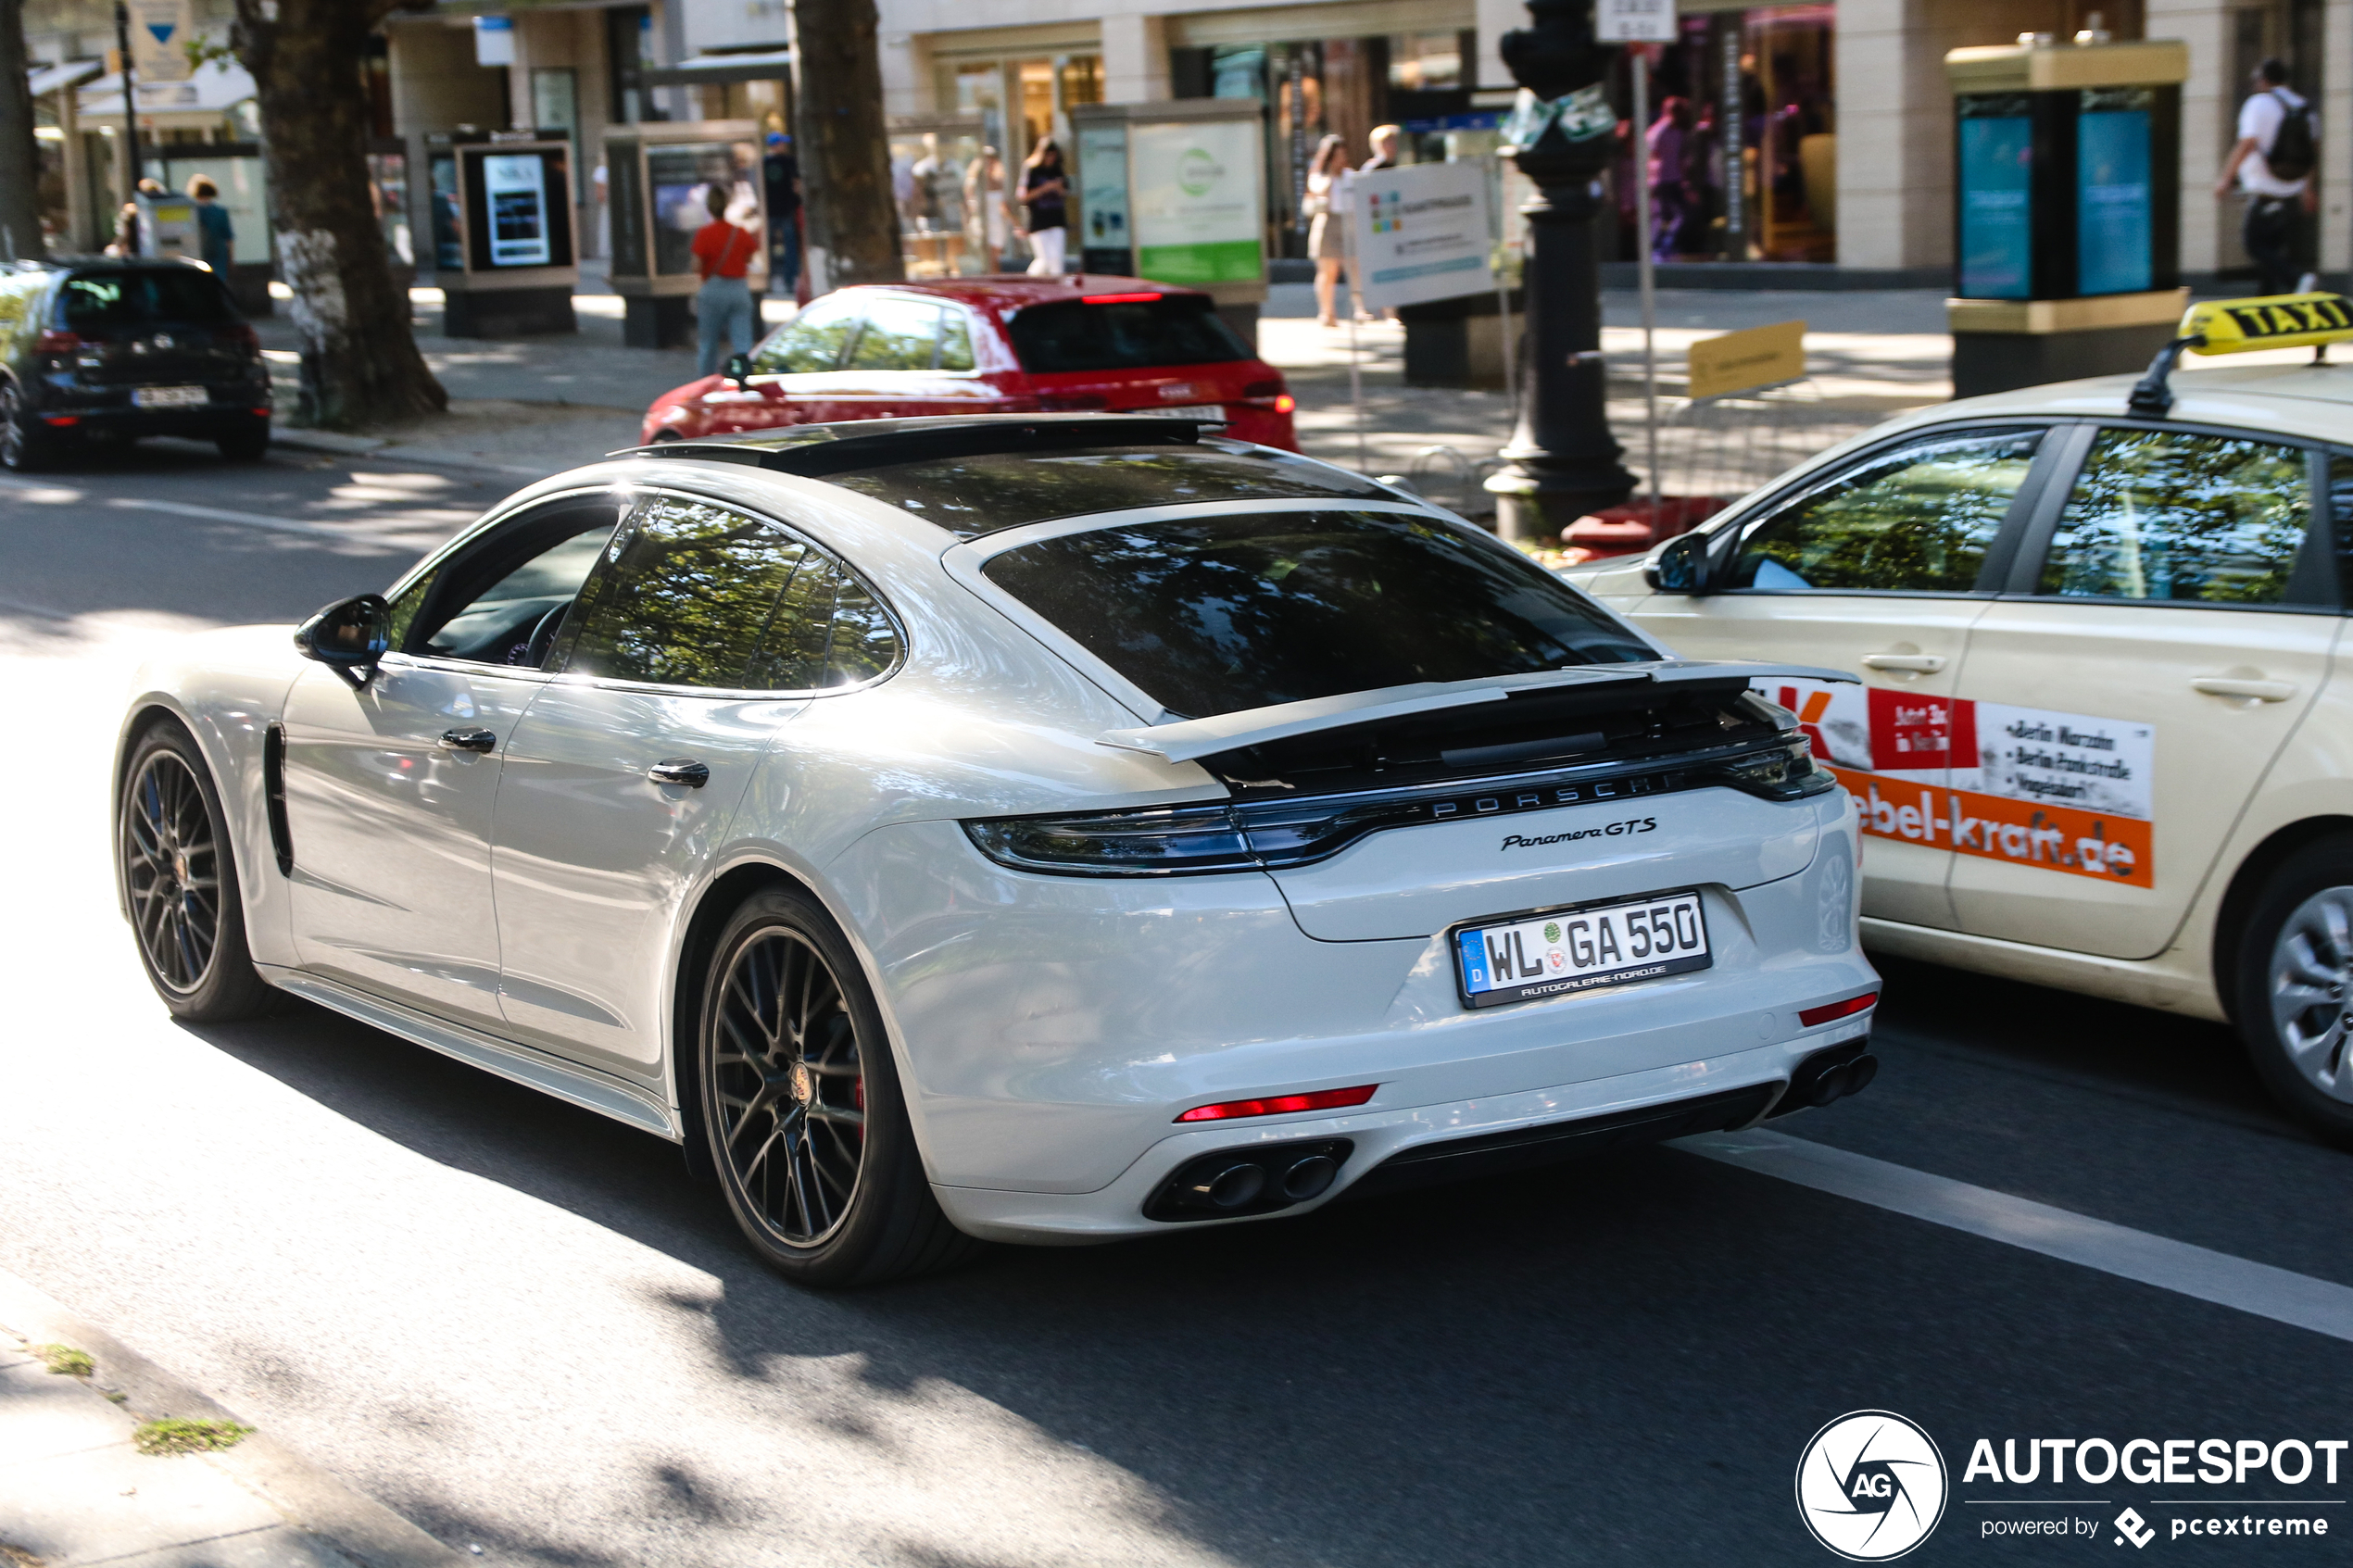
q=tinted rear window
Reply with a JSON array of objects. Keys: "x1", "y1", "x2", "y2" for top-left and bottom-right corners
[
  {"x1": 982, "y1": 510, "x2": 1655, "y2": 719},
  {"x1": 1006, "y1": 295, "x2": 1251, "y2": 373},
  {"x1": 59, "y1": 270, "x2": 238, "y2": 329},
  {"x1": 824, "y1": 445, "x2": 1392, "y2": 537}
]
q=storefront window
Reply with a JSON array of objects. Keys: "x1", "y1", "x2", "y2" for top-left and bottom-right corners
[
  {"x1": 1612, "y1": 4, "x2": 1834, "y2": 265},
  {"x1": 889, "y1": 122, "x2": 986, "y2": 276}
]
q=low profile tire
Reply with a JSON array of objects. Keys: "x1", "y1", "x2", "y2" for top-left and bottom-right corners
[
  {"x1": 216, "y1": 425, "x2": 271, "y2": 462},
  {"x1": 697, "y1": 888, "x2": 981, "y2": 1287},
  {"x1": 2234, "y1": 834, "x2": 2353, "y2": 1148},
  {"x1": 118, "y1": 721, "x2": 278, "y2": 1022},
  {"x1": 1, "y1": 383, "x2": 57, "y2": 472}
]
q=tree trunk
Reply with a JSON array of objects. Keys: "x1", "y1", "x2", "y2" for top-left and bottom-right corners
[
  {"x1": 789, "y1": 0, "x2": 901, "y2": 290},
  {"x1": 233, "y1": 0, "x2": 444, "y2": 429},
  {"x1": 0, "y1": 0, "x2": 45, "y2": 262}
]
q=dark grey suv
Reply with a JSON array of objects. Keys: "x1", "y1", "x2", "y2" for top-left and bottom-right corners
[{"x1": 0, "y1": 258, "x2": 273, "y2": 470}]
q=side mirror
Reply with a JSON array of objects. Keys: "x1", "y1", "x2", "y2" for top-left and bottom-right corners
[
  {"x1": 294, "y1": 594, "x2": 391, "y2": 688},
  {"x1": 724, "y1": 353, "x2": 751, "y2": 388},
  {"x1": 1646, "y1": 532, "x2": 1714, "y2": 596}
]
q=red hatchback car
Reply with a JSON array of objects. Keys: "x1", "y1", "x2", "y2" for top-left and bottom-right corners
[{"x1": 640, "y1": 276, "x2": 1298, "y2": 451}]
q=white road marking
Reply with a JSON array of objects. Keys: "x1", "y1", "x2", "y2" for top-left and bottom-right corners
[{"x1": 1677, "y1": 1128, "x2": 2353, "y2": 1344}]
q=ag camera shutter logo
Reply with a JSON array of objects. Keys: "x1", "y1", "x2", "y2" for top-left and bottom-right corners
[{"x1": 1796, "y1": 1411, "x2": 1948, "y2": 1560}]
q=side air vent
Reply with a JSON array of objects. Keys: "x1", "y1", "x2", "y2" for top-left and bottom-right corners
[{"x1": 263, "y1": 722, "x2": 294, "y2": 876}]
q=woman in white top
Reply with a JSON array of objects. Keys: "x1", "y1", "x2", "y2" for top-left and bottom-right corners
[{"x1": 1303, "y1": 134, "x2": 1351, "y2": 327}]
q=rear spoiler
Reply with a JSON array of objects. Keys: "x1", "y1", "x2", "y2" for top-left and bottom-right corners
[{"x1": 1095, "y1": 661, "x2": 1857, "y2": 766}]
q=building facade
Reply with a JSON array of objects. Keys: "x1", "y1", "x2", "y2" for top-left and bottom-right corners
[{"x1": 873, "y1": 0, "x2": 2353, "y2": 285}]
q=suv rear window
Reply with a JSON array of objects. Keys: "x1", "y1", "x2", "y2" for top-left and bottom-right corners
[
  {"x1": 60, "y1": 270, "x2": 238, "y2": 330},
  {"x1": 982, "y1": 510, "x2": 1655, "y2": 719},
  {"x1": 1006, "y1": 295, "x2": 1251, "y2": 373}
]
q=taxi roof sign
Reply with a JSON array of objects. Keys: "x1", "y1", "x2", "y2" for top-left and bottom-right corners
[
  {"x1": 2183, "y1": 292, "x2": 2353, "y2": 356},
  {"x1": 2130, "y1": 292, "x2": 2353, "y2": 416}
]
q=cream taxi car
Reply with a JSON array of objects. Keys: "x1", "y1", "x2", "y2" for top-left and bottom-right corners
[{"x1": 1571, "y1": 294, "x2": 2353, "y2": 1145}]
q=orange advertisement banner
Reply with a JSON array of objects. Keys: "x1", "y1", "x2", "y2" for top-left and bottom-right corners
[{"x1": 1823, "y1": 765, "x2": 2153, "y2": 888}]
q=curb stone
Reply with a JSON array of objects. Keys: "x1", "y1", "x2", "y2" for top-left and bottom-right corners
[{"x1": 0, "y1": 1266, "x2": 464, "y2": 1568}]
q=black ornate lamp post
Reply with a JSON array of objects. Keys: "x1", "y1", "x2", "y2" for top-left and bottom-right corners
[{"x1": 1484, "y1": 0, "x2": 1637, "y2": 541}]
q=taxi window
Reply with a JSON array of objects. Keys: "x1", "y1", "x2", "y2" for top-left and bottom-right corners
[
  {"x1": 2040, "y1": 429, "x2": 2308, "y2": 606},
  {"x1": 1728, "y1": 428, "x2": 2042, "y2": 593},
  {"x1": 2328, "y1": 455, "x2": 2353, "y2": 607}
]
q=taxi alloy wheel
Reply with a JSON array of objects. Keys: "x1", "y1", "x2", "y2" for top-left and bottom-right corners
[
  {"x1": 2238, "y1": 837, "x2": 2353, "y2": 1147},
  {"x1": 695, "y1": 887, "x2": 982, "y2": 1286},
  {"x1": 2265, "y1": 887, "x2": 2353, "y2": 1101}
]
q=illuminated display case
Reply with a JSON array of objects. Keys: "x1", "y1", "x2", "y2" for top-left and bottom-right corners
[
  {"x1": 1944, "y1": 38, "x2": 2188, "y2": 397},
  {"x1": 603, "y1": 120, "x2": 768, "y2": 349},
  {"x1": 425, "y1": 131, "x2": 579, "y2": 338},
  {"x1": 1069, "y1": 99, "x2": 1267, "y2": 347}
]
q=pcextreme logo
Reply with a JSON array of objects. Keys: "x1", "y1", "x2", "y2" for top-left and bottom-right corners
[{"x1": 1797, "y1": 1411, "x2": 1950, "y2": 1561}]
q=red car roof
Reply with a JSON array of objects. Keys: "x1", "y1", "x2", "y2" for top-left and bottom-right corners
[{"x1": 835, "y1": 275, "x2": 1211, "y2": 311}]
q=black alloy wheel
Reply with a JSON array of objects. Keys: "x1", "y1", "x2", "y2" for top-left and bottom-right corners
[
  {"x1": 0, "y1": 382, "x2": 53, "y2": 472},
  {"x1": 118, "y1": 723, "x2": 276, "y2": 1022},
  {"x1": 713, "y1": 925, "x2": 868, "y2": 1245},
  {"x1": 697, "y1": 888, "x2": 980, "y2": 1286}
]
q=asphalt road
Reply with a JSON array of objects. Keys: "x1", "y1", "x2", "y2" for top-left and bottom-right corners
[{"x1": 2, "y1": 439, "x2": 2349, "y2": 1568}]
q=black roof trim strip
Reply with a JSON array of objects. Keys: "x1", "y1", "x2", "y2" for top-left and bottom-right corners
[{"x1": 610, "y1": 416, "x2": 1226, "y2": 478}]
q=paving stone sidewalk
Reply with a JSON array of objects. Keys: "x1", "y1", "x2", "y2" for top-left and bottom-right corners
[{"x1": 0, "y1": 1269, "x2": 460, "y2": 1568}]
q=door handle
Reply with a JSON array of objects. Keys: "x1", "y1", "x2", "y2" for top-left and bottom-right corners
[
  {"x1": 2192, "y1": 676, "x2": 2296, "y2": 702},
  {"x1": 647, "y1": 758, "x2": 711, "y2": 788},
  {"x1": 1859, "y1": 653, "x2": 1946, "y2": 673},
  {"x1": 438, "y1": 728, "x2": 497, "y2": 753}
]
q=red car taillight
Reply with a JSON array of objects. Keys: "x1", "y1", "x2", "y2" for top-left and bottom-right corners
[
  {"x1": 34, "y1": 331, "x2": 80, "y2": 355},
  {"x1": 1239, "y1": 377, "x2": 1294, "y2": 413},
  {"x1": 1176, "y1": 1085, "x2": 1378, "y2": 1123}
]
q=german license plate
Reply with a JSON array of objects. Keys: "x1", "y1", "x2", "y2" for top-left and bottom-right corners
[
  {"x1": 133, "y1": 385, "x2": 208, "y2": 408},
  {"x1": 1454, "y1": 890, "x2": 1712, "y2": 1010},
  {"x1": 1151, "y1": 403, "x2": 1226, "y2": 420}
]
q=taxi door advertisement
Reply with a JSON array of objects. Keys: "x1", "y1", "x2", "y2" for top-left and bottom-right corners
[{"x1": 1764, "y1": 679, "x2": 2155, "y2": 887}]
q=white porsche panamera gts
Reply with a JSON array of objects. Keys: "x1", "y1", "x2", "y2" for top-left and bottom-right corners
[{"x1": 115, "y1": 415, "x2": 1880, "y2": 1286}]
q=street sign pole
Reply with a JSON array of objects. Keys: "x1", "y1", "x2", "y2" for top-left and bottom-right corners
[{"x1": 113, "y1": 1, "x2": 140, "y2": 214}]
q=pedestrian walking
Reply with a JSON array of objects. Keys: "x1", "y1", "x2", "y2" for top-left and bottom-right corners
[
  {"x1": 691, "y1": 185, "x2": 760, "y2": 376},
  {"x1": 1646, "y1": 96, "x2": 1694, "y2": 261},
  {"x1": 761, "y1": 132, "x2": 802, "y2": 294},
  {"x1": 187, "y1": 175, "x2": 234, "y2": 276},
  {"x1": 1361, "y1": 124, "x2": 1401, "y2": 174},
  {"x1": 1304, "y1": 133, "x2": 1352, "y2": 328},
  {"x1": 1019, "y1": 138, "x2": 1068, "y2": 276},
  {"x1": 2217, "y1": 58, "x2": 2320, "y2": 295}
]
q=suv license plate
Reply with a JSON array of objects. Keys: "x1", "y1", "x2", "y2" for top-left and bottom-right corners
[
  {"x1": 1454, "y1": 890, "x2": 1711, "y2": 1010},
  {"x1": 134, "y1": 386, "x2": 208, "y2": 408}
]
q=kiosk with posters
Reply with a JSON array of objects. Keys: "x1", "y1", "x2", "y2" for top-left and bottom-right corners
[
  {"x1": 1069, "y1": 100, "x2": 1266, "y2": 348},
  {"x1": 426, "y1": 132, "x2": 578, "y2": 338},
  {"x1": 602, "y1": 120, "x2": 768, "y2": 350},
  {"x1": 1944, "y1": 35, "x2": 2188, "y2": 397}
]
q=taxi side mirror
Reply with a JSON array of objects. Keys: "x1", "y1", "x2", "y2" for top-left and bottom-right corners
[
  {"x1": 724, "y1": 353, "x2": 751, "y2": 388},
  {"x1": 1646, "y1": 532, "x2": 1714, "y2": 596},
  {"x1": 294, "y1": 594, "x2": 391, "y2": 689}
]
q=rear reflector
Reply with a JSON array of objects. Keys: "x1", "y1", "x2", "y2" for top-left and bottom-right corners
[
  {"x1": 1081, "y1": 291, "x2": 1164, "y2": 305},
  {"x1": 1797, "y1": 993, "x2": 1878, "y2": 1028},
  {"x1": 42, "y1": 415, "x2": 79, "y2": 427},
  {"x1": 1176, "y1": 1084, "x2": 1378, "y2": 1123}
]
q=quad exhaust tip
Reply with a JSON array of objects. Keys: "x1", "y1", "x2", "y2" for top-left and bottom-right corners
[
  {"x1": 1146, "y1": 1138, "x2": 1354, "y2": 1223},
  {"x1": 1777, "y1": 1042, "x2": 1878, "y2": 1115}
]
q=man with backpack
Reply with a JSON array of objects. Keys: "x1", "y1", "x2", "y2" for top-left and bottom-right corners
[{"x1": 2216, "y1": 58, "x2": 2319, "y2": 295}]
